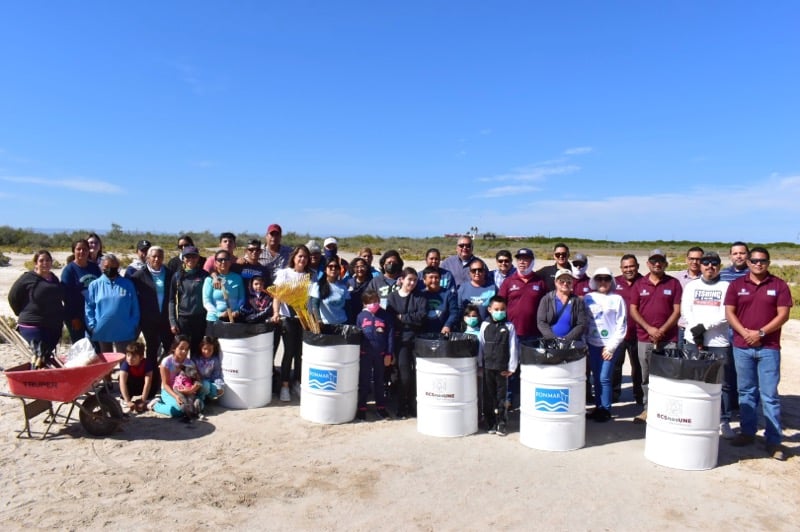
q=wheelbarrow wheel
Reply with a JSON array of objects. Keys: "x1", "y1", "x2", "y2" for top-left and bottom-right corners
[{"x1": 79, "y1": 392, "x2": 123, "y2": 437}]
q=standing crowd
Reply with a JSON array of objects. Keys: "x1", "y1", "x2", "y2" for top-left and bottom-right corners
[{"x1": 6, "y1": 229, "x2": 793, "y2": 459}]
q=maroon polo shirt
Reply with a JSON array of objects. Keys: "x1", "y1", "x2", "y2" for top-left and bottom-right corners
[
  {"x1": 724, "y1": 273, "x2": 793, "y2": 349},
  {"x1": 499, "y1": 272, "x2": 547, "y2": 338},
  {"x1": 615, "y1": 273, "x2": 642, "y2": 341},
  {"x1": 573, "y1": 277, "x2": 591, "y2": 298},
  {"x1": 630, "y1": 274, "x2": 683, "y2": 342}
]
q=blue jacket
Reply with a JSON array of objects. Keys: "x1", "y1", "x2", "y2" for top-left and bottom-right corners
[
  {"x1": 85, "y1": 275, "x2": 140, "y2": 342},
  {"x1": 422, "y1": 289, "x2": 460, "y2": 334}
]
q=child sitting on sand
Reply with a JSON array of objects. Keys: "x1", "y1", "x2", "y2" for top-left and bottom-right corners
[
  {"x1": 195, "y1": 335, "x2": 225, "y2": 400},
  {"x1": 119, "y1": 341, "x2": 154, "y2": 413},
  {"x1": 150, "y1": 335, "x2": 202, "y2": 419}
]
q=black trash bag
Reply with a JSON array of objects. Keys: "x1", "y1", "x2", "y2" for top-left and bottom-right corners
[
  {"x1": 414, "y1": 332, "x2": 478, "y2": 359},
  {"x1": 206, "y1": 320, "x2": 274, "y2": 339},
  {"x1": 303, "y1": 325, "x2": 362, "y2": 347},
  {"x1": 519, "y1": 338, "x2": 588, "y2": 365},
  {"x1": 650, "y1": 349, "x2": 725, "y2": 384}
]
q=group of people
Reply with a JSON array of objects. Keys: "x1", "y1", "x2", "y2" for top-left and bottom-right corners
[{"x1": 6, "y1": 230, "x2": 793, "y2": 459}]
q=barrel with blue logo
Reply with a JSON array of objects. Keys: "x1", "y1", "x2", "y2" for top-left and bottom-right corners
[
  {"x1": 414, "y1": 333, "x2": 478, "y2": 438},
  {"x1": 519, "y1": 340, "x2": 587, "y2": 451},
  {"x1": 300, "y1": 328, "x2": 362, "y2": 424}
]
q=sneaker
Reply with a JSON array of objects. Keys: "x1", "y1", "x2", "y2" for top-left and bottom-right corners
[
  {"x1": 486, "y1": 426, "x2": 496, "y2": 435},
  {"x1": 355, "y1": 409, "x2": 366, "y2": 421},
  {"x1": 279, "y1": 387, "x2": 291, "y2": 402},
  {"x1": 730, "y1": 433, "x2": 756, "y2": 447},
  {"x1": 766, "y1": 444, "x2": 786, "y2": 461},
  {"x1": 147, "y1": 398, "x2": 160, "y2": 411},
  {"x1": 495, "y1": 422, "x2": 507, "y2": 436},
  {"x1": 719, "y1": 421, "x2": 736, "y2": 440},
  {"x1": 375, "y1": 408, "x2": 390, "y2": 421},
  {"x1": 292, "y1": 383, "x2": 302, "y2": 398},
  {"x1": 633, "y1": 410, "x2": 647, "y2": 425}
]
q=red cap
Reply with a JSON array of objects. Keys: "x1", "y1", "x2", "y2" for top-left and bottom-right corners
[{"x1": 267, "y1": 223, "x2": 282, "y2": 234}]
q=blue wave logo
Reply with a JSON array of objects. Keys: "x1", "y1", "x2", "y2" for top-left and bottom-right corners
[
  {"x1": 308, "y1": 368, "x2": 338, "y2": 391},
  {"x1": 534, "y1": 387, "x2": 570, "y2": 413}
]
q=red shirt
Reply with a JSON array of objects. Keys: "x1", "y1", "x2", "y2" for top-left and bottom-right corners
[
  {"x1": 499, "y1": 272, "x2": 546, "y2": 338},
  {"x1": 630, "y1": 274, "x2": 683, "y2": 343},
  {"x1": 573, "y1": 277, "x2": 591, "y2": 298},
  {"x1": 615, "y1": 274, "x2": 642, "y2": 341},
  {"x1": 724, "y1": 273, "x2": 793, "y2": 349}
]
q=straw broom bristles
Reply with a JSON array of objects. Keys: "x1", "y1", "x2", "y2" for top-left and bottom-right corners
[{"x1": 267, "y1": 274, "x2": 320, "y2": 333}]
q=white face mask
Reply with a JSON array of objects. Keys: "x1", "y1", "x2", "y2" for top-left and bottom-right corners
[{"x1": 572, "y1": 264, "x2": 588, "y2": 278}]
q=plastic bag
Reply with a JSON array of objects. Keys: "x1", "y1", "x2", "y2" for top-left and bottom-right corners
[
  {"x1": 414, "y1": 332, "x2": 478, "y2": 359},
  {"x1": 64, "y1": 338, "x2": 100, "y2": 368},
  {"x1": 650, "y1": 348, "x2": 725, "y2": 384},
  {"x1": 519, "y1": 338, "x2": 588, "y2": 365}
]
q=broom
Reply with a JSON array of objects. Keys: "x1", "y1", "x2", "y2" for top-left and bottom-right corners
[{"x1": 267, "y1": 274, "x2": 320, "y2": 333}]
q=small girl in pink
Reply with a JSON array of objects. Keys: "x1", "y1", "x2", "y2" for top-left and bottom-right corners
[{"x1": 151, "y1": 335, "x2": 201, "y2": 417}]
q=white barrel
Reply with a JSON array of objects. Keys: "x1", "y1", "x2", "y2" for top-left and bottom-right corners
[
  {"x1": 218, "y1": 331, "x2": 273, "y2": 409},
  {"x1": 300, "y1": 342, "x2": 360, "y2": 424},
  {"x1": 645, "y1": 375, "x2": 721, "y2": 470},
  {"x1": 416, "y1": 357, "x2": 478, "y2": 437},
  {"x1": 520, "y1": 358, "x2": 586, "y2": 451}
]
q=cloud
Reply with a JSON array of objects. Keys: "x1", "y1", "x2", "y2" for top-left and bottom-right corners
[
  {"x1": 478, "y1": 164, "x2": 580, "y2": 183},
  {"x1": 563, "y1": 146, "x2": 593, "y2": 155},
  {"x1": 475, "y1": 185, "x2": 541, "y2": 198},
  {"x1": 1, "y1": 176, "x2": 124, "y2": 194}
]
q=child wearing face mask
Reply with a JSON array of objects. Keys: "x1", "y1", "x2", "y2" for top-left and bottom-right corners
[
  {"x1": 478, "y1": 295, "x2": 519, "y2": 436},
  {"x1": 462, "y1": 304, "x2": 481, "y2": 336},
  {"x1": 355, "y1": 290, "x2": 394, "y2": 421}
]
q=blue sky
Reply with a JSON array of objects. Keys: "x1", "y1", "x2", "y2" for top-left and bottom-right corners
[{"x1": 1, "y1": 2, "x2": 798, "y2": 243}]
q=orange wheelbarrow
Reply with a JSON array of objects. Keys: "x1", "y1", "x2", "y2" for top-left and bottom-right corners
[{"x1": 1, "y1": 353, "x2": 125, "y2": 438}]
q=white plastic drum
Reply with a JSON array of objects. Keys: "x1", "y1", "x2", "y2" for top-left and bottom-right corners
[
  {"x1": 218, "y1": 331, "x2": 273, "y2": 409},
  {"x1": 301, "y1": 342, "x2": 360, "y2": 424},
  {"x1": 520, "y1": 358, "x2": 586, "y2": 451},
  {"x1": 645, "y1": 375, "x2": 721, "y2": 470},
  {"x1": 416, "y1": 357, "x2": 478, "y2": 438}
]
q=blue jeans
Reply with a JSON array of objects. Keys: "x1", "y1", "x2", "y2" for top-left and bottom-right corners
[
  {"x1": 733, "y1": 346, "x2": 782, "y2": 444},
  {"x1": 684, "y1": 344, "x2": 734, "y2": 423},
  {"x1": 588, "y1": 344, "x2": 618, "y2": 411}
]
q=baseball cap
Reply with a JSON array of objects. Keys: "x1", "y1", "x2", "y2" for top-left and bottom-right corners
[
  {"x1": 136, "y1": 239, "x2": 151, "y2": 251},
  {"x1": 267, "y1": 223, "x2": 282, "y2": 234},
  {"x1": 323, "y1": 237, "x2": 338, "y2": 248},
  {"x1": 555, "y1": 268, "x2": 573, "y2": 279},
  {"x1": 182, "y1": 246, "x2": 199, "y2": 256},
  {"x1": 572, "y1": 253, "x2": 588, "y2": 265},
  {"x1": 701, "y1": 251, "x2": 721, "y2": 262},
  {"x1": 515, "y1": 248, "x2": 534, "y2": 259},
  {"x1": 648, "y1": 249, "x2": 666, "y2": 260},
  {"x1": 306, "y1": 240, "x2": 322, "y2": 254}
]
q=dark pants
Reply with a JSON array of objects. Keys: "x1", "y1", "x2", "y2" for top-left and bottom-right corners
[
  {"x1": 358, "y1": 351, "x2": 386, "y2": 409},
  {"x1": 17, "y1": 324, "x2": 62, "y2": 359},
  {"x1": 280, "y1": 317, "x2": 303, "y2": 385},
  {"x1": 612, "y1": 337, "x2": 643, "y2": 403},
  {"x1": 484, "y1": 368, "x2": 508, "y2": 428},
  {"x1": 142, "y1": 322, "x2": 174, "y2": 392},
  {"x1": 395, "y1": 338, "x2": 416, "y2": 415},
  {"x1": 64, "y1": 319, "x2": 86, "y2": 344},
  {"x1": 177, "y1": 314, "x2": 207, "y2": 354}
]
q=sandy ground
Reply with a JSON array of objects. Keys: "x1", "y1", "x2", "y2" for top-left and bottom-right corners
[{"x1": 1, "y1": 251, "x2": 798, "y2": 530}]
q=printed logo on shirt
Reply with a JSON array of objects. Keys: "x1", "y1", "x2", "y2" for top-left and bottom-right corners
[
  {"x1": 664, "y1": 289, "x2": 672, "y2": 295},
  {"x1": 767, "y1": 290, "x2": 776, "y2": 296},
  {"x1": 692, "y1": 289, "x2": 723, "y2": 306},
  {"x1": 738, "y1": 288, "x2": 750, "y2": 296},
  {"x1": 640, "y1": 290, "x2": 650, "y2": 296}
]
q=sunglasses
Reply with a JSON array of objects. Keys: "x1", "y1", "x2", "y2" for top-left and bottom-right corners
[
  {"x1": 496, "y1": 259, "x2": 510, "y2": 264},
  {"x1": 749, "y1": 258, "x2": 769, "y2": 265},
  {"x1": 326, "y1": 264, "x2": 339, "y2": 269},
  {"x1": 649, "y1": 258, "x2": 666, "y2": 264},
  {"x1": 572, "y1": 262, "x2": 586, "y2": 268},
  {"x1": 701, "y1": 260, "x2": 721, "y2": 266},
  {"x1": 554, "y1": 253, "x2": 568, "y2": 258},
  {"x1": 215, "y1": 257, "x2": 230, "y2": 263},
  {"x1": 247, "y1": 248, "x2": 261, "y2": 252},
  {"x1": 594, "y1": 276, "x2": 612, "y2": 282},
  {"x1": 458, "y1": 244, "x2": 472, "y2": 249},
  {"x1": 470, "y1": 268, "x2": 485, "y2": 273}
]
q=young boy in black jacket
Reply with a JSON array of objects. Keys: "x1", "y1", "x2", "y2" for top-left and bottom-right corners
[{"x1": 479, "y1": 295, "x2": 519, "y2": 436}]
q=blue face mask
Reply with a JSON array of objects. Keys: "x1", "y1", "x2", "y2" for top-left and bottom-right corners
[
  {"x1": 464, "y1": 316, "x2": 479, "y2": 328},
  {"x1": 324, "y1": 248, "x2": 337, "y2": 260},
  {"x1": 491, "y1": 310, "x2": 506, "y2": 322}
]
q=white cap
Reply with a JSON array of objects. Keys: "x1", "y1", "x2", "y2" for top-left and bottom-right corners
[{"x1": 323, "y1": 237, "x2": 338, "y2": 248}]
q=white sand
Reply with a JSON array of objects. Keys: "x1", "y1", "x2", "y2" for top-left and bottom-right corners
[{"x1": 1, "y1": 251, "x2": 798, "y2": 530}]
